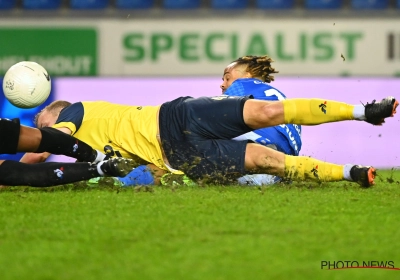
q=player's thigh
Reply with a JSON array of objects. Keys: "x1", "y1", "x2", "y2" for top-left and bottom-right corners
[
  {"x1": 245, "y1": 143, "x2": 285, "y2": 176},
  {"x1": 185, "y1": 96, "x2": 252, "y2": 139},
  {"x1": 243, "y1": 99, "x2": 284, "y2": 130}
]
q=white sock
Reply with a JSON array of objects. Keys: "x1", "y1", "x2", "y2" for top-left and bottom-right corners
[
  {"x1": 343, "y1": 164, "x2": 353, "y2": 181},
  {"x1": 97, "y1": 161, "x2": 105, "y2": 176},
  {"x1": 353, "y1": 105, "x2": 366, "y2": 120},
  {"x1": 93, "y1": 150, "x2": 106, "y2": 164}
]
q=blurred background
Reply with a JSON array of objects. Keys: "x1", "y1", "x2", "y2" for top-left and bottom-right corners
[{"x1": 0, "y1": 0, "x2": 399, "y2": 168}]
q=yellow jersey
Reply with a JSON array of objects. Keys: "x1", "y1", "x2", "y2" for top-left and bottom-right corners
[{"x1": 52, "y1": 101, "x2": 168, "y2": 170}]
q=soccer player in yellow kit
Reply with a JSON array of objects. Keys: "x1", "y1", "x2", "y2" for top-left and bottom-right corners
[{"x1": 23, "y1": 100, "x2": 170, "y2": 185}]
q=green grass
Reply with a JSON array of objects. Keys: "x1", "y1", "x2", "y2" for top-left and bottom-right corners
[{"x1": 0, "y1": 170, "x2": 400, "y2": 280}]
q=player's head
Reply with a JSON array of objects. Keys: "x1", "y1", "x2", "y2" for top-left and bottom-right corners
[
  {"x1": 220, "y1": 55, "x2": 279, "y2": 94},
  {"x1": 34, "y1": 100, "x2": 71, "y2": 128}
]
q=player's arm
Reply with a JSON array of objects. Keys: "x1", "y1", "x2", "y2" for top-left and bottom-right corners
[
  {"x1": 19, "y1": 151, "x2": 51, "y2": 164},
  {"x1": 19, "y1": 126, "x2": 72, "y2": 163}
]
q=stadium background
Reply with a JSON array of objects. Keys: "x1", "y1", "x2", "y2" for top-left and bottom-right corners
[{"x1": 0, "y1": 0, "x2": 399, "y2": 169}]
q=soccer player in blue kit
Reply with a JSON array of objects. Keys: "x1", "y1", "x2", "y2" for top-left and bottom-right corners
[{"x1": 220, "y1": 55, "x2": 302, "y2": 186}]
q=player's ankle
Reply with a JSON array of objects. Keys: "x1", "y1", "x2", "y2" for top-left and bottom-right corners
[
  {"x1": 353, "y1": 105, "x2": 365, "y2": 120},
  {"x1": 92, "y1": 150, "x2": 106, "y2": 164}
]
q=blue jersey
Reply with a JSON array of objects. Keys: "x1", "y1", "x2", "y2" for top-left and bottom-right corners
[{"x1": 224, "y1": 78, "x2": 302, "y2": 156}]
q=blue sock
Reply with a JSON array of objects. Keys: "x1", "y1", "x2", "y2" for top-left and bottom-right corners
[{"x1": 116, "y1": 165, "x2": 154, "y2": 187}]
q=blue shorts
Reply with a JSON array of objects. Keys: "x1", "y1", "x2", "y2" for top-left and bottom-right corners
[{"x1": 159, "y1": 96, "x2": 253, "y2": 182}]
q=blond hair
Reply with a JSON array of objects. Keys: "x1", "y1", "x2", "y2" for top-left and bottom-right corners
[{"x1": 34, "y1": 100, "x2": 71, "y2": 127}]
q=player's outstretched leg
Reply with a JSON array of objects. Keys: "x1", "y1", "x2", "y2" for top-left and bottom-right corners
[
  {"x1": 284, "y1": 155, "x2": 377, "y2": 188},
  {"x1": 36, "y1": 127, "x2": 105, "y2": 163},
  {"x1": 13, "y1": 124, "x2": 106, "y2": 163},
  {"x1": 246, "y1": 144, "x2": 377, "y2": 188},
  {"x1": 364, "y1": 96, "x2": 399, "y2": 125},
  {"x1": 285, "y1": 157, "x2": 378, "y2": 187},
  {"x1": 277, "y1": 96, "x2": 398, "y2": 126},
  {"x1": 0, "y1": 157, "x2": 136, "y2": 187}
]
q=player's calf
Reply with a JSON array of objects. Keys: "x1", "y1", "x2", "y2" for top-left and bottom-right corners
[
  {"x1": 37, "y1": 127, "x2": 105, "y2": 163},
  {"x1": 0, "y1": 158, "x2": 135, "y2": 187}
]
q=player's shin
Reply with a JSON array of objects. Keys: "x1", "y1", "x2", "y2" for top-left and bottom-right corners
[
  {"x1": 0, "y1": 160, "x2": 100, "y2": 187},
  {"x1": 282, "y1": 99, "x2": 354, "y2": 125},
  {"x1": 36, "y1": 127, "x2": 104, "y2": 162},
  {"x1": 284, "y1": 155, "x2": 344, "y2": 183}
]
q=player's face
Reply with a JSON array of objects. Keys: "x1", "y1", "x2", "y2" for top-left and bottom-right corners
[
  {"x1": 36, "y1": 110, "x2": 58, "y2": 128},
  {"x1": 220, "y1": 63, "x2": 249, "y2": 94}
]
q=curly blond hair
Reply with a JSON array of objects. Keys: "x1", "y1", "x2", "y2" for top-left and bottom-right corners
[{"x1": 232, "y1": 55, "x2": 279, "y2": 83}]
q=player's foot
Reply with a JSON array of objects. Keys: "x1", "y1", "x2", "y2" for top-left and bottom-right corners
[
  {"x1": 364, "y1": 96, "x2": 398, "y2": 125},
  {"x1": 99, "y1": 158, "x2": 135, "y2": 177},
  {"x1": 350, "y1": 165, "x2": 376, "y2": 188}
]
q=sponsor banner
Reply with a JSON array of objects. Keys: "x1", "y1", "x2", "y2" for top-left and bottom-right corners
[
  {"x1": 0, "y1": 19, "x2": 400, "y2": 76},
  {"x1": 0, "y1": 27, "x2": 97, "y2": 76},
  {"x1": 103, "y1": 19, "x2": 400, "y2": 76},
  {"x1": 50, "y1": 77, "x2": 399, "y2": 168}
]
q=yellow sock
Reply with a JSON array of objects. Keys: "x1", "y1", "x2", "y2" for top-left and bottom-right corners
[
  {"x1": 283, "y1": 98, "x2": 354, "y2": 125},
  {"x1": 285, "y1": 155, "x2": 344, "y2": 183}
]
